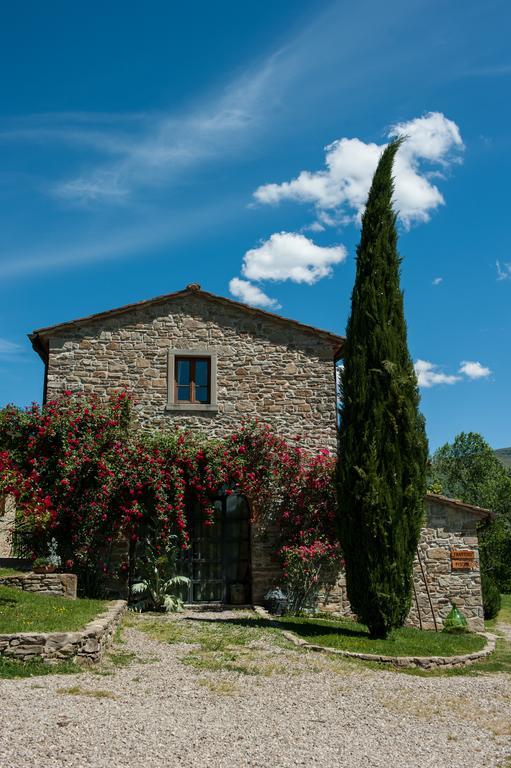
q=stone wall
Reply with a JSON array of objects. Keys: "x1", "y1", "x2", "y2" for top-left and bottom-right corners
[
  {"x1": 0, "y1": 572, "x2": 77, "y2": 599},
  {"x1": 316, "y1": 497, "x2": 485, "y2": 632},
  {"x1": 408, "y1": 498, "x2": 484, "y2": 632},
  {"x1": 0, "y1": 600, "x2": 126, "y2": 664},
  {"x1": 45, "y1": 292, "x2": 339, "y2": 453},
  {"x1": 0, "y1": 495, "x2": 15, "y2": 558}
]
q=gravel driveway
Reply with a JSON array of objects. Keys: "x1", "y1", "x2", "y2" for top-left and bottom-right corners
[{"x1": 1, "y1": 611, "x2": 510, "y2": 768}]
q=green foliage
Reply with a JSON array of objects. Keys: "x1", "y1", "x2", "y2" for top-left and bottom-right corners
[
  {"x1": 130, "y1": 535, "x2": 190, "y2": 612},
  {"x1": 0, "y1": 394, "x2": 339, "y2": 598},
  {"x1": 281, "y1": 541, "x2": 341, "y2": 613},
  {"x1": 0, "y1": 656, "x2": 79, "y2": 679},
  {"x1": 430, "y1": 432, "x2": 511, "y2": 592},
  {"x1": 480, "y1": 570, "x2": 501, "y2": 619},
  {"x1": 337, "y1": 138, "x2": 428, "y2": 638}
]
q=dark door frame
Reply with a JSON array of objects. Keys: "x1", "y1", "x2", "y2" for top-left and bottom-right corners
[{"x1": 180, "y1": 492, "x2": 252, "y2": 604}]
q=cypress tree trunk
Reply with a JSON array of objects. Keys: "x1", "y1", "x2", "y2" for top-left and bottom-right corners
[{"x1": 337, "y1": 138, "x2": 428, "y2": 639}]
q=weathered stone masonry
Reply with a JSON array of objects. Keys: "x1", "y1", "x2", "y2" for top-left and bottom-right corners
[
  {"x1": 0, "y1": 572, "x2": 77, "y2": 599},
  {"x1": 0, "y1": 600, "x2": 126, "y2": 664},
  {"x1": 318, "y1": 493, "x2": 488, "y2": 632},
  {"x1": 38, "y1": 287, "x2": 341, "y2": 454}
]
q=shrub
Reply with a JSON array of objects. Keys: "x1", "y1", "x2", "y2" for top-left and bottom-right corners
[
  {"x1": 281, "y1": 539, "x2": 341, "y2": 613},
  {"x1": 0, "y1": 392, "x2": 341, "y2": 598},
  {"x1": 481, "y1": 569, "x2": 501, "y2": 620}
]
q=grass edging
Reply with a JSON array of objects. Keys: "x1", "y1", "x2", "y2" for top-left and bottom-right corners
[
  {"x1": 0, "y1": 599, "x2": 127, "y2": 665},
  {"x1": 253, "y1": 606, "x2": 496, "y2": 669}
]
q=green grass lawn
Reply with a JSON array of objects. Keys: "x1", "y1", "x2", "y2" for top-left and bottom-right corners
[
  {"x1": 0, "y1": 567, "x2": 25, "y2": 578},
  {"x1": 0, "y1": 656, "x2": 80, "y2": 679},
  {"x1": 271, "y1": 614, "x2": 486, "y2": 657},
  {"x1": 0, "y1": 585, "x2": 105, "y2": 634}
]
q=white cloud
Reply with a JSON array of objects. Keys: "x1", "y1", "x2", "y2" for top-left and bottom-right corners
[
  {"x1": 432, "y1": 277, "x2": 443, "y2": 285},
  {"x1": 414, "y1": 359, "x2": 461, "y2": 388},
  {"x1": 241, "y1": 231, "x2": 346, "y2": 285},
  {"x1": 459, "y1": 361, "x2": 491, "y2": 379},
  {"x1": 254, "y1": 112, "x2": 463, "y2": 228},
  {"x1": 228, "y1": 278, "x2": 280, "y2": 309},
  {"x1": 496, "y1": 260, "x2": 511, "y2": 281},
  {"x1": 414, "y1": 358, "x2": 493, "y2": 387}
]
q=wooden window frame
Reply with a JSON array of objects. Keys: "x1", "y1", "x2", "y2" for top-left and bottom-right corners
[
  {"x1": 166, "y1": 349, "x2": 218, "y2": 413},
  {"x1": 174, "y1": 356, "x2": 211, "y2": 405}
]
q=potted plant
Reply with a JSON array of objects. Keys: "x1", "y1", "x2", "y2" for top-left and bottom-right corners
[{"x1": 32, "y1": 556, "x2": 57, "y2": 574}]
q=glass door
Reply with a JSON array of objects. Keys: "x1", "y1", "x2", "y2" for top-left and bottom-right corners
[{"x1": 179, "y1": 494, "x2": 250, "y2": 603}]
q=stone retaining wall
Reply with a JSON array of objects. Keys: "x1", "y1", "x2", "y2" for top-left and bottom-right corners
[
  {"x1": 0, "y1": 600, "x2": 126, "y2": 664},
  {"x1": 0, "y1": 572, "x2": 77, "y2": 599}
]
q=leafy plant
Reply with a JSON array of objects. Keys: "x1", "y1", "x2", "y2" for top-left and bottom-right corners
[
  {"x1": 481, "y1": 570, "x2": 501, "y2": 620},
  {"x1": 130, "y1": 536, "x2": 190, "y2": 613}
]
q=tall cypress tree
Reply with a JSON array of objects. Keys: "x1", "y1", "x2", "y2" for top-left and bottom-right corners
[{"x1": 337, "y1": 138, "x2": 428, "y2": 639}]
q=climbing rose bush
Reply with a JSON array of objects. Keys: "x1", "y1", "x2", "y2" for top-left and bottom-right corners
[{"x1": 0, "y1": 392, "x2": 341, "y2": 597}]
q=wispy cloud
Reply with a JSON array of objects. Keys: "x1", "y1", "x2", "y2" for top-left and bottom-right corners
[
  {"x1": 432, "y1": 277, "x2": 443, "y2": 285},
  {"x1": 496, "y1": 260, "x2": 511, "y2": 281},
  {"x1": 0, "y1": 56, "x2": 282, "y2": 206},
  {"x1": 464, "y1": 63, "x2": 511, "y2": 78},
  {"x1": 0, "y1": 338, "x2": 24, "y2": 362},
  {"x1": 0, "y1": 198, "x2": 240, "y2": 279}
]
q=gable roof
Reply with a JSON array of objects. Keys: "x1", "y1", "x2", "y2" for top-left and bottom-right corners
[
  {"x1": 426, "y1": 492, "x2": 494, "y2": 520},
  {"x1": 29, "y1": 283, "x2": 345, "y2": 363}
]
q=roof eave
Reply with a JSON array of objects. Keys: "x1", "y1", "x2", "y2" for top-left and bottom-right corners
[{"x1": 426, "y1": 492, "x2": 495, "y2": 520}]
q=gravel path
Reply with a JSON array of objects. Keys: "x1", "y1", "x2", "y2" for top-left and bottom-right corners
[{"x1": 1, "y1": 612, "x2": 510, "y2": 768}]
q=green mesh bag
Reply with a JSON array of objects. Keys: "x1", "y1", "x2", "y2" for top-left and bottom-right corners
[{"x1": 443, "y1": 603, "x2": 469, "y2": 633}]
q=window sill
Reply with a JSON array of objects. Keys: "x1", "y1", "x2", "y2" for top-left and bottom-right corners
[{"x1": 165, "y1": 403, "x2": 219, "y2": 413}]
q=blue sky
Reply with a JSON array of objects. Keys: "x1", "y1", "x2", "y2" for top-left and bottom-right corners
[{"x1": 0, "y1": 0, "x2": 510, "y2": 451}]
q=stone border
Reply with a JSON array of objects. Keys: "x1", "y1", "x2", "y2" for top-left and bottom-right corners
[
  {"x1": 0, "y1": 572, "x2": 77, "y2": 599},
  {"x1": 253, "y1": 606, "x2": 496, "y2": 669},
  {"x1": 0, "y1": 600, "x2": 127, "y2": 665}
]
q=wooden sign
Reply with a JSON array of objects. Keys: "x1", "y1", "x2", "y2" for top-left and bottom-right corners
[{"x1": 450, "y1": 549, "x2": 475, "y2": 570}]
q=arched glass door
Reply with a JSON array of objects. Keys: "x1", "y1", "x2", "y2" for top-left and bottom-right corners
[{"x1": 180, "y1": 493, "x2": 250, "y2": 604}]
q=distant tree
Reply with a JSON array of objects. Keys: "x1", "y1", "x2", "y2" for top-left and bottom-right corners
[
  {"x1": 337, "y1": 138, "x2": 428, "y2": 639},
  {"x1": 430, "y1": 432, "x2": 511, "y2": 593}
]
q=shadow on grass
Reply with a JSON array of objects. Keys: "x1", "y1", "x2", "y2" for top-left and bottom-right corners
[
  {"x1": 182, "y1": 614, "x2": 369, "y2": 641},
  {"x1": 0, "y1": 595, "x2": 17, "y2": 609}
]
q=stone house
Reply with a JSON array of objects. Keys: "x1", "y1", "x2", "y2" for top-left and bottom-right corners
[{"x1": 24, "y1": 283, "x2": 491, "y2": 628}]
